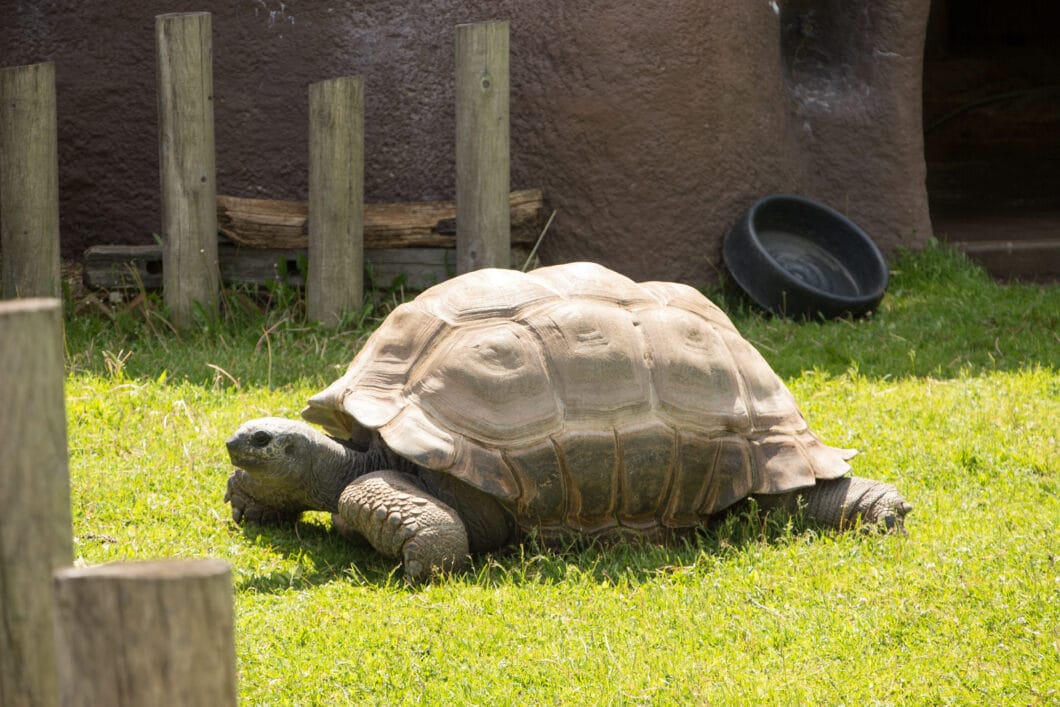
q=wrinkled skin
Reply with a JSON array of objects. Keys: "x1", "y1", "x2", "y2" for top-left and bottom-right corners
[
  {"x1": 226, "y1": 418, "x2": 513, "y2": 582},
  {"x1": 225, "y1": 417, "x2": 365, "y2": 523},
  {"x1": 226, "y1": 418, "x2": 911, "y2": 583}
]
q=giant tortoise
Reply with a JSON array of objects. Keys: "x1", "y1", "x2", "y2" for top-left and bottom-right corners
[{"x1": 225, "y1": 262, "x2": 910, "y2": 581}]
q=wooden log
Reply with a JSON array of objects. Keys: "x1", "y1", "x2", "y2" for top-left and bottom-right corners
[
  {"x1": 83, "y1": 243, "x2": 466, "y2": 292},
  {"x1": 0, "y1": 62, "x2": 61, "y2": 298},
  {"x1": 455, "y1": 20, "x2": 511, "y2": 274},
  {"x1": 308, "y1": 75, "x2": 364, "y2": 325},
  {"x1": 53, "y1": 559, "x2": 237, "y2": 707},
  {"x1": 0, "y1": 298, "x2": 72, "y2": 707},
  {"x1": 216, "y1": 188, "x2": 545, "y2": 250},
  {"x1": 156, "y1": 12, "x2": 220, "y2": 326}
]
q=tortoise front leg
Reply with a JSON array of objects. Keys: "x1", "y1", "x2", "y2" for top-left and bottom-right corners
[
  {"x1": 225, "y1": 470, "x2": 304, "y2": 525},
  {"x1": 337, "y1": 470, "x2": 470, "y2": 582}
]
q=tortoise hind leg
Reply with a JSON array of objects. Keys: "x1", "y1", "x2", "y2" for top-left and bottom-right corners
[
  {"x1": 757, "y1": 476, "x2": 912, "y2": 532},
  {"x1": 337, "y1": 470, "x2": 470, "y2": 582}
]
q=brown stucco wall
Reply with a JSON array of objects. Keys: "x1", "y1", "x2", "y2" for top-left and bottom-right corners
[{"x1": 0, "y1": 0, "x2": 931, "y2": 286}]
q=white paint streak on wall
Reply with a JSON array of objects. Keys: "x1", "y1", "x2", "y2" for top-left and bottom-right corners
[{"x1": 251, "y1": 0, "x2": 296, "y2": 28}]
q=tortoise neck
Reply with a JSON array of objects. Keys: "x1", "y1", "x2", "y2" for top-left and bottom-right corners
[
  {"x1": 308, "y1": 437, "x2": 369, "y2": 513},
  {"x1": 311, "y1": 434, "x2": 413, "y2": 513}
]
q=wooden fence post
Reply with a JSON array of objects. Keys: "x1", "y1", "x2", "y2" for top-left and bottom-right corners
[
  {"x1": 307, "y1": 75, "x2": 364, "y2": 325},
  {"x1": 0, "y1": 62, "x2": 61, "y2": 299},
  {"x1": 53, "y1": 559, "x2": 238, "y2": 707},
  {"x1": 0, "y1": 298, "x2": 72, "y2": 707},
  {"x1": 455, "y1": 20, "x2": 510, "y2": 274},
  {"x1": 156, "y1": 12, "x2": 219, "y2": 327}
]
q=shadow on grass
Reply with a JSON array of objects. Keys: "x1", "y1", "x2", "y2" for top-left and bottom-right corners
[
  {"x1": 466, "y1": 502, "x2": 859, "y2": 589},
  {"x1": 233, "y1": 516, "x2": 402, "y2": 592},
  {"x1": 232, "y1": 501, "x2": 848, "y2": 593}
]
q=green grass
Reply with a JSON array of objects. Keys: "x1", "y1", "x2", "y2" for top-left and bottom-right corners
[{"x1": 63, "y1": 245, "x2": 1059, "y2": 704}]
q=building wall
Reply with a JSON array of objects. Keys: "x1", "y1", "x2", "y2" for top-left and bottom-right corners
[{"x1": 0, "y1": 0, "x2": 932, "y2": 285}]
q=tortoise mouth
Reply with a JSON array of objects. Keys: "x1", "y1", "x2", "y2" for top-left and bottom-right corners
[
  {"x1": 225, "y1": 434, "x2": 291, "y2": 474},
  {"x1": 226, "y1": 448, "x2": 269, "y2": 472}
]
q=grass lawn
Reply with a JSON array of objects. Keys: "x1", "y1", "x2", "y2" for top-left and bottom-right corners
[{"x1": 63, "y1": 245, "x2": 1058, "y2": 704}]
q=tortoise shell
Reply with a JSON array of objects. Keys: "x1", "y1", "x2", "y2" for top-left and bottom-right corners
[{"x1": 302, "y1": 262, "x2": 853, "y2": 535}]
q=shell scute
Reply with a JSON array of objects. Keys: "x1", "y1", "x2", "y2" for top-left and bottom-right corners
[
  {"x1": 704, "y1": 438, "x2": 758, "y2": 512},
  {"x1": 377, "y1": 404, "x2": 458, "y2": 472},
  {"x1": 524, "y1": 299, "x2": 652, "y2": 424},
  {"x1": 416, "y1": 267, "x2": 557, "y2": 322},
  {"x1": 445, "y1": 440, "x2": 519, "y2": 501},
  {"x1": 716, "y1": 327, "x2": 807, "y2": 432},
  {"x1": 527, "y1": 261, "x2": 655, "y2": 307},
  {"x1": 410, "y1": 320, "x2": 560, "y2": 444},
  {"x1": 663, "y1": 432, "x2": 722, "y2": 525},
  {"x1": 553, "y1": 427, "x2": 619, "y2": 526},
  {"x1": 504, "y1": 440, "x2": 565, "y2": 525},
  {"x1": 303, "y1": 301, "x2": 445, "y2": 437},
  {"x1": 638, "y1": 306, "x2": 751, "y2": 431},
  {"x1": 637, "y1": 280, "x2": 736, "y2": 329},
  {"x1": 616, "y1": 421, "x2": 677, "y2": 525}
]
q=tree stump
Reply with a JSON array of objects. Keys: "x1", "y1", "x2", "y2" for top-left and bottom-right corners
[
  {"x1": 0, "y1": 62, "x2": 61, "y2": 299},
  {"x1": 53, "y1": 559, "x2": 238, "y2": 707},
  {"x1": 0, "y1": 298, "x2": 71, "y2": 707}
]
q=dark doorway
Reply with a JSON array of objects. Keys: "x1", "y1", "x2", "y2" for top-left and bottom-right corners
[{"x1": 923, "y1": 0, "x2": 1060, "y2": 279}]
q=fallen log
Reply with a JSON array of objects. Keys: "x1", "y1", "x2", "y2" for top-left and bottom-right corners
[
  {"x1": 83, "y1": 241, "x2": 538, "y2": 292},
  {"x1": 84, "y1": 244, "x2": 450, "y2": 291},
  {"x1": 217, "y1": 188, "x2": 544, "y2": 250}
]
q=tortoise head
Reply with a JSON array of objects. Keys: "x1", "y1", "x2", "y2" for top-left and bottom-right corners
[{"x1": 224, "y1": 417, "x2": 357, "y2": 523}]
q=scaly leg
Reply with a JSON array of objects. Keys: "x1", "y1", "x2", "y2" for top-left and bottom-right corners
[
  {"x1": 757, "y1": 476, "x2": 912, "y2": 532},
  {"x1": 337, "y1": 470, "x2": 470, "y2": 582}
]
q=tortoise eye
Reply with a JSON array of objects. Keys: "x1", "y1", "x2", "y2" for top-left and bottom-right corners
[{"x1": 250, "y1": 431, "x2": 272, "y2": 448}]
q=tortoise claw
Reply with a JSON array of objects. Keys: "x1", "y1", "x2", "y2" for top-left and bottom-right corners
[
  {"x1": 225, "y1": 470, "x2": 246, "y2": 523},
  {"x1": 224, "y1": 469, "x2": 298, "y2": 525}
]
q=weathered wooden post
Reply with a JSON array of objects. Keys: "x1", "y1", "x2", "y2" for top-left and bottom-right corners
[
  {"x1": 0, "y1": 298, "x2": 72, "y2": 706},
  {"x1": 53, "y1": 559, "x2": 238, "y2": 707},
  {"x1": 0, "y1": 62, "x2": 61, "y2": 299},
  {"x1": 455, "y1": 20, "x2": 510, "y2": 274},
  {"x1": 307, "y1": 75, "x2": 364, "y2": 325},
  {"x1": 156, "y1": 12, "x2": 220, "y2": 327}
]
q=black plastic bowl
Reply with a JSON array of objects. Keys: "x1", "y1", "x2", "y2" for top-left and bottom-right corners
[{"x1": 722, "y1": 195, "x2": 888, "y2": 319}]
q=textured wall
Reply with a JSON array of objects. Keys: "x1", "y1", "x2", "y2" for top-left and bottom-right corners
[{"x1": 0, "y1": 0, "x2": 931, "y2": 285}]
